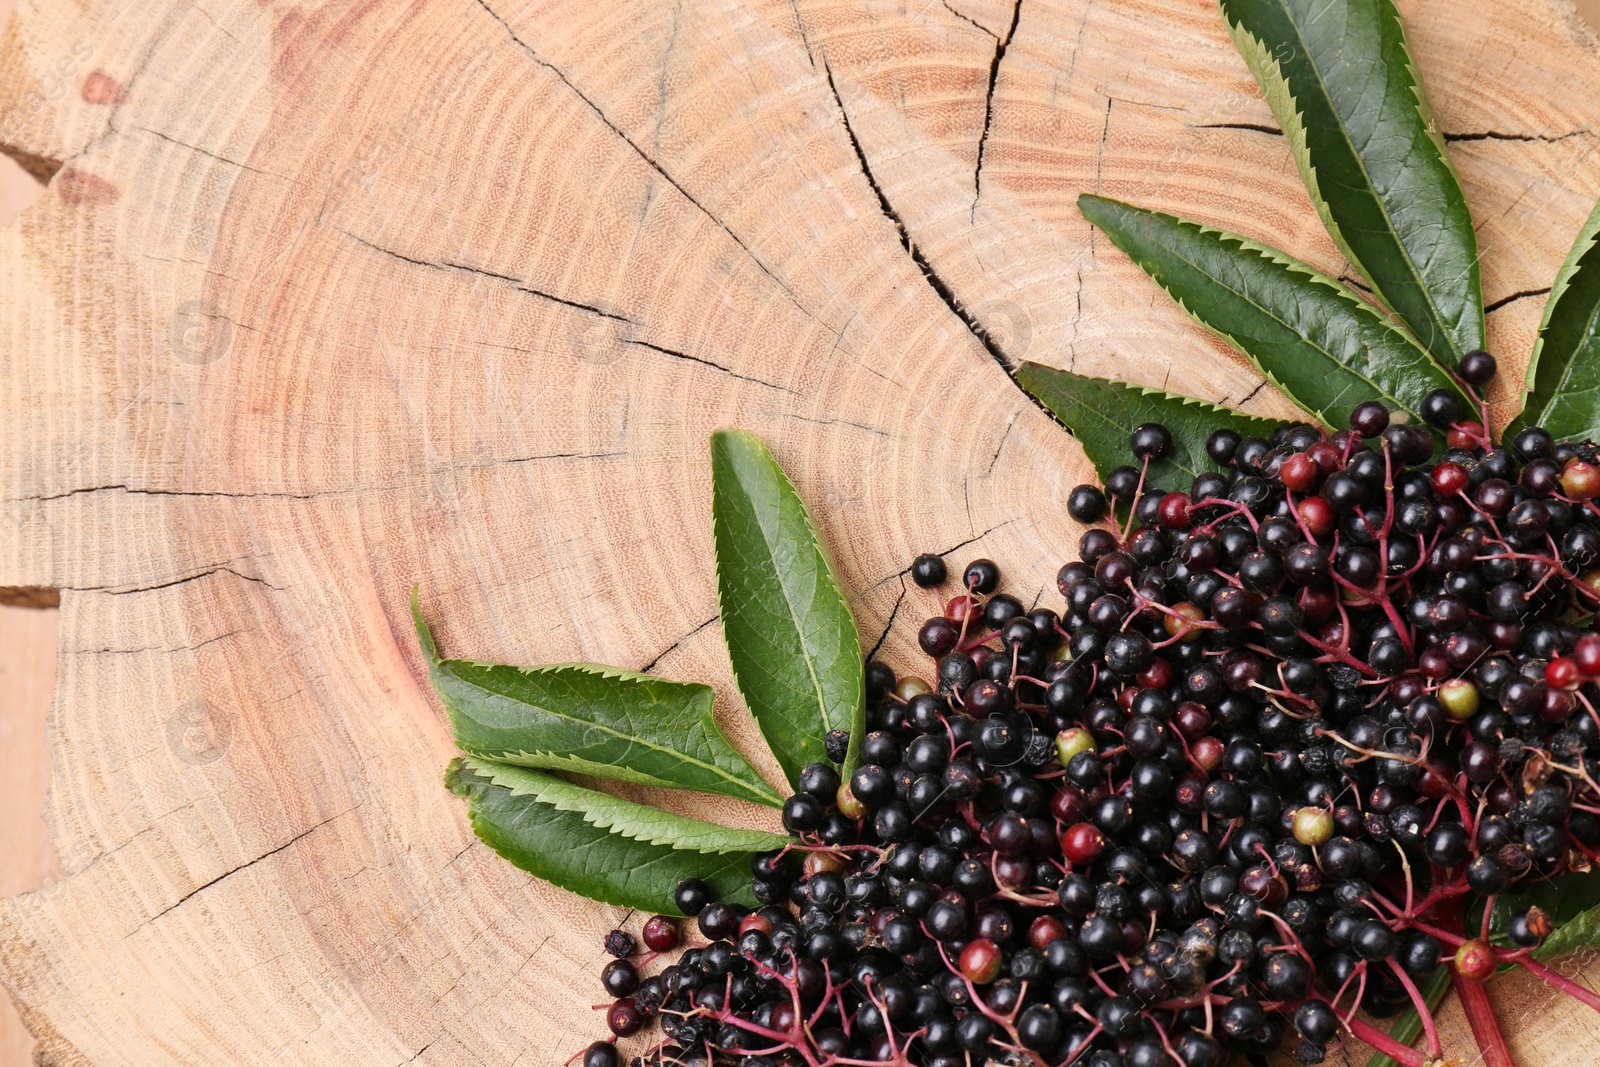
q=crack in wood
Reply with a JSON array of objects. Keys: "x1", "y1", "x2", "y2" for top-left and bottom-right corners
[
  {"x1": 1445, "y1": 129, "x2": 1590, "y2": 144},
  {"x1": 971, "y1": 0, "x2": 1024, "y2": 221},
  {"x1": 136, "y1": 804, "x2": 361, "y2": 929},
  {"x1": 865, "y1": 581, "x2": 907, "y2": 663},
  {"x1": 1194, "y1": 121, "x2": 1282, "y2": 136},
  {"x1": 469, "y1": 0, "x2": 809, "y2": 317},
  {"x1": 819, "y1": 59, "x2": 1004, "y2": 366},
  {"x1": 1485, "y1": 286, "x2": 1552, "y2": 313}
]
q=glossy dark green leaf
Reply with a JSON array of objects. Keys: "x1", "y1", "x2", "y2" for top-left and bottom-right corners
[
  {"x1": 710, "y1": 430, "x2": 865, "y2": 786},
  {"x1": 445, "y1": 757, "x2": 789, "y2": 914},
  {"x1": 1485, "y1": 867, "x2": 1600, "y2": 961},
  {"x1": 1079, "y1": 195, "x2": 1469, "y2": 432},
  {"x1": 414, "y1": 594, "x2": 781, "y2": 808},
  {"x1": 1220, "y1": 0, "x2": 1484, "y2": 364},
  {"x1": 1507, "y1": 197, "x2": 1600, "y2": 443},
  {"x1": 1015, "y1": 362, "x2": 1282, "y2": 495}
]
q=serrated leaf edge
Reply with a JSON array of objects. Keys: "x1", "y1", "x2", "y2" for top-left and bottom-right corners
[
  {"x1": 709, "y1": 429, "x2": 865, "y2": 783},
  {"x1": 1079, "y1": 194, "x2": 1465, "y2": 425},
  {"x1": 1221, "y1": 3, "x2": 1481, "y2": 360},
  {"x1": 1014, "y1": 363, "x2": 1282, "y2": 486},
  {"x1": 455, "y1": 756, "x2": 790, "y2": 855},
  {"x1": 413, "y1": 591, "x2": 783, "y2": 807},
  {"x1": 1509, "y1": 195, "x2": 1600, "y2": 437}
]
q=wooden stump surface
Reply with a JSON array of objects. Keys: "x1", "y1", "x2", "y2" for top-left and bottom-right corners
[{"x1": 3, "y1": 0, "x2": 1600, "y2": 1062}]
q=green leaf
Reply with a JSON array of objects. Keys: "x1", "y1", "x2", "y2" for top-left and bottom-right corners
[
  {"x1": 1508, "y1": 196, "x2": 1600, "y2": 443},
  {"x1": 413, "y1": 594, "x2": 781, "y2": 808},
  {"x1": 710, "y1": 430, "x2": 865, "y2": 786},
  {"x1": 1485, "y1": 867, "x2": 1600, "y2": 961},
  {"x1": 1015, "y1": 362, "x2": 1282, "y2": 494},
  {"x1": 445, "y1": 757, "x2": 790, "y2": 914},
  {"x1": 1362, "y1": 965, "x2": 1451, "y2": 1067},
  {"x1": 1219, "y1": 0, "x2": 1484, "y2": 364},
  {"x1": 1079, "y1": 194, "x2": 1469, "y2": 432},
  {"x1": 1537, "y1": 899, "x2": 1600, "y2": 962}
]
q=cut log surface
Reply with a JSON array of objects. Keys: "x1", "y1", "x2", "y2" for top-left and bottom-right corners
[{"x1": 2, "y1": 0, "x2": 1600, "y2": 1062}]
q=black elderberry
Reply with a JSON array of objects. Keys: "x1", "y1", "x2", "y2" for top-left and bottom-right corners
[
  {"x1": 1105, "y1": 465, "x2": 1141, "y2": 504},
  {"x1": 1131, "y1": 423, "x2": 1173, "y2": 460},
  {"x1": 910, "y1": 552, "x2": 947, "y2": 588},
  {"x1": 673, "y1": 878, "x2": 713, "y2": 918},
  {"x1": 1512, "y1": 426, "x2": 1555, "y2": 462},
  {"x1": 1069, "y1": 484, "x2": 1109, "y2": 523},
  {"x1": 963, "y1": 558, "x2": 1000, "y2": 594},
  {"x1": 1460, "y1": 348, "x2": 1497, "y2": 386},
  {"x1": 782, "y1": 793, "x2": 825, "y2": 834}
]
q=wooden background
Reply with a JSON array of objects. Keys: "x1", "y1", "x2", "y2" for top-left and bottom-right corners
[{"x1": 5, "y1": 0, "x2": 1600, "y2": 1064}]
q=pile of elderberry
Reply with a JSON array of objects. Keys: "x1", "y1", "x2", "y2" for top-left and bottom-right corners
[{"x1": 579, "y1": 350, "x2": 1600, "y2": 1067}]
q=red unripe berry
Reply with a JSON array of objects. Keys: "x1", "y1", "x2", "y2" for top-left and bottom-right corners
[
  {"x1": 1279, "y1": 452, "x2": 1318, "y2": 492},
  {"x1": 994, "y1": 854, "x2": 1031, "y2": 890},
  {"x1": 1546, "y1": 657, "x2": 1582, "y2": 692},
  {"x1": 1576, "y1": 634, "x2": 1600, "y2": 678},
  {"x1": 770, "y1": 1000, "x2": 799, "y2": 1033},
  {"x1": 1563, "y1": 459, "x2": 1600, "y2": 500},
  {"x1": 1191, "y1": 735, "x2": 1225, "y2": 773},
  {"x1": 1050, "y1": 786, "x2": 1090, "y2": 823},
  {"x1": 1138, "y1": 658, "x2": 1175, "y2": 691},
  {"x1": 1455, "y1": 939, "x2": 1496, "y2": 982},
  {"x1": 1117, "y1": 686, "x2": 1138, "y2": 712},
  {"x1": 1432, "y1": 461, "x2": 1469, "y2": 496},
  {"x1": 740, "y1": 913, "x2": 774, "y2": 937},
  {"x1": 1157, "y1": 492, "x2": 1191, "y2": 530},
  {"x1": 1446, "y1": 421, "x2": 1486, "y2": 451},
  {"x1": 1418, "y1": 647, "x2": 1449, "y2": 680},
  {"x1": 1173, "y1": 701, "x2": 1211, "y2": 739},
  {"x1": 641, "y1": 915, "x2": 680, "y2": 952},
  {"x1": 1543, "y1": 687, "x2": 1578, "y2": 724},
  {"x1": 1306, "y1": 441, "x2": 1343, "y2": 474},
  {"x1": 945, "y1": 594, "x2": 979, "y2": 624},
  {"x1": 1301, "y1": 587, "x2": 1336, "y2": 625},
  {"x1": 607, "y1": 999, "x2": 644, "y2": 1036},
  {"x1": 960, "y1": 939, "x2": 1003, "y2": 984},
  {"x1": 1297, "y1": 496, "x2": 1335, "y2": 537},
  {"x1": 1029, "y1": 915, "x2": 1068, "y2": 951},
  {"x1": 1415, "y1": 760, "x2": 1453, "y2": 798},
  {"x1": 1061, "y1": 822, "x2": 1107, "y2": 865}
]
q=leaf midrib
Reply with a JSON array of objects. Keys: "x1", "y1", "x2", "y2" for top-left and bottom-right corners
[
  {"x1": 442, "y1": 661, "x2": 775, "y2": 801},
  {"x1": 482, "y1": 760, "x2": 785, "y2": 853},
  {"x1": 1139, "y1": 220, "x2": 1430, "y2": 413},
  {"x1": 726, "y1": 480, "x2": 832, "y2": 748},
  {"x1": 1235, "y1": 1, "x2": 1467, "y2": 355}
]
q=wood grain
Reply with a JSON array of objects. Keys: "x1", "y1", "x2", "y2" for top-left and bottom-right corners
[
  {"x1": 0, "y1": 0, "x2": 1599, "y2": 1063},
  {"x1": 0, "y1": 605, "x2": 54, "y2": 1067}
]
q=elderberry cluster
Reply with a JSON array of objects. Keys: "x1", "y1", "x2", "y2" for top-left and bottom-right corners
[{"x1": 583, "y1": 352, "x2": 1600, "y2": 1067}]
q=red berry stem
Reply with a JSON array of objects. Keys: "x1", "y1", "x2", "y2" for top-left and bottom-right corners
[
  {"x1": 1496, "y1": 949, "x2": 1600, "y2": 1014},
  {"x1": 1344, "y1": 1012, "x2": 1428, "y2": 1067},
  {"x1": 1386, "y1": 958, "x2": 1443, "y2": 1059},
  {"x1": 1455, "y1": 967, "x2": 1516, "y2": 1067}
]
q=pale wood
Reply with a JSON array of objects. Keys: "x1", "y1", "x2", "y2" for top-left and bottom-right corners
[
  {"x1": 0, "y1": 0, "x2": 1599, "y2": 1063},
  {"x1": 0, "y1": 604, "x2": 55, "y2": 1067}
]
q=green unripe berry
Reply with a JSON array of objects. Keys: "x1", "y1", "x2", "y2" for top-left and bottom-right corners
[
  {"x1": 1438, "y1": 678, "x2": 1479, "y2": 721},
  {"x1": 1056, "y1": 727, "x2": 1097, "y2": 766},
  {"x1": 1291, "y1": 806, "x2": 1334, "y2": 847},
  {"x1": 894, "y1": 676, "x2": 931, "y2": 701}
]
